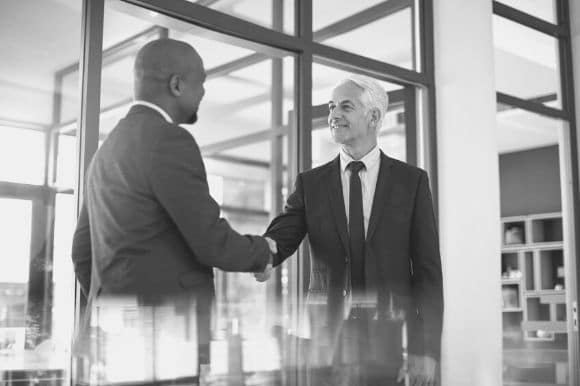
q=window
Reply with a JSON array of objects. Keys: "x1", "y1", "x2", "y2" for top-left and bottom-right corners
[
  {"x1": 493, "y1": 1, "x2": 577, "y2": 384},
  {"x1": 1, "y1": 0, "x2": 436, "y2": 384},
  {"x1": 0, "y1": 1, "x2": 81, "y2": 384},
  {"x1": 189, "y1": 0, "x2": 294, "y2": 35},
  {"x1": 313, "y1": 0, "x2": 417, "y2": 69},
  {"x1": 493, "y1": 14, "x2": 561, "y2": 108},
  {"x1": 73, "y1": 2, "x2": 296, "y2": 383}
]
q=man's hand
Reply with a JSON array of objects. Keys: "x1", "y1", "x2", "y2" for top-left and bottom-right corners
[
  {"x1": 397, "y1": 354, "x2": 437, "y2": 386},
  {"x1": 264, "y1": 236, "x2": 277, "y2": 255},
  {"x1": 254, "y1": 237, "x2": 276, "y2": 282}
]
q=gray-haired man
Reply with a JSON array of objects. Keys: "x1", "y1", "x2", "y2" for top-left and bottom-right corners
[{"x1": 257, "y1": 76, "x2": 443, "y2": 386}]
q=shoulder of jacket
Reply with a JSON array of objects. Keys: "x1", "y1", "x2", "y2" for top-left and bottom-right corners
[
  {"x1": 387, "y1": 156, "x2": 426, "y2": 178},
  {"x1": 299, "y1": 158, "x2": 336, "y2": 180}
]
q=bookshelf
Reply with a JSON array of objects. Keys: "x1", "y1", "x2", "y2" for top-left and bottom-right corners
[{"x1": 501, "y1": 213, "x2": 568, "y2": 385}]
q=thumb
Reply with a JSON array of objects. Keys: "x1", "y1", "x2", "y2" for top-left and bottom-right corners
[
  {"x1": 397, "y1": 364, "x2": 406, "y2": 383},
  {"x1": 254, "y1": 264, "x2": 272, "y2": 282},
  {"x1": 254, "y1": 272, "x2": 268, "y2": 282}
]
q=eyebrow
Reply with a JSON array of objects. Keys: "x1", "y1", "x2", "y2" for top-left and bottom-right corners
[{"x1": 328, "y1": 99, "x2": 356, "y2": 106}]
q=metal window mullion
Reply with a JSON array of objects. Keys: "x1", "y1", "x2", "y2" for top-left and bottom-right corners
[
  {"x1": 404, "y1": 85, "x2": 417, "y2": 166},
  {"x1": 57, "y1": 25, "x2": 162, "y2": 79},
  {"x1": 496, "y1": 92, "x2": 568, "y2": 120},
  {"x1": 312, "y1": 0, "x2": 412, "y2": 42},
  {"x1": 121, "y1": 0, "x2": 305, "y2": 53},
  {"x1": 267, "y1": 0, "x2": 285, "y2": 340},
  {"x1": 313, "y1": 42, "x2": 428, "y2": 87},
  {"x1": 76, "y1": 0, "x2": 103, "y2": 211},
  {"x1": 557, "y1": 0, "x2": 580, "y2": 380},
  {"x1": 73, "y1": 0, "x2": 104, "y2": 383},
  {"x1": 493, "y1": 1, "x2": 565, "y2": 38},
  {"x1": 416, "y1": 0, "x2": 438, "y2": 220},
  {"x1": 282, "y1": 1, "x2": 312, "y2": 385}
]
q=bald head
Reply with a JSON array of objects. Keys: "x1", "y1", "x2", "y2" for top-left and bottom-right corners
[{"x1": 134, "y1": 39, "x2": 206, "y2": 124}]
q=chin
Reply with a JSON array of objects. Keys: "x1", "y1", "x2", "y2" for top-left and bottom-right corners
[
  {"x1": 186, "y1": 111, "x2": 198, "y2": 125},
  {"x1": 330, "y1": 131, "x2": 348, "y2": 145}
]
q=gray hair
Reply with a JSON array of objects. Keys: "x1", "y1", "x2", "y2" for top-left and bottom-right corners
[{"x1": 337, "y1": 75, "x2": 389, "y2": 128}]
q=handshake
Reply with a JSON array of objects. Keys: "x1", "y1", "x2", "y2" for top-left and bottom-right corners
[{"x1": 255, "y1": 236, "x2": 276, "y2": 282}]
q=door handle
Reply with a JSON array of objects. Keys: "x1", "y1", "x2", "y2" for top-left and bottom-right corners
[{"x1": 573, "y1": 301, "x2": 578, "y2": 332}]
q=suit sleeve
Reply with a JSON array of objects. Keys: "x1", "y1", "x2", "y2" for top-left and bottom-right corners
[
  {"x1": 149, "y1": 126, "x2": 270, "y2": 273},
  {"x1": 408, "y1": 170, "x2": 444, "y2": 361},
  {"x1": 264, "y1": 174, "x2": 308, "y2": 267},
  {"x1": 71, "y1": 199, "x2": 92, "y2": 296}
]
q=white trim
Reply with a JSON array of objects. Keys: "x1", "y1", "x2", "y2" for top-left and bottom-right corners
[{"x1": 131, "y1": 100, "x2": 173, "y2": 123}]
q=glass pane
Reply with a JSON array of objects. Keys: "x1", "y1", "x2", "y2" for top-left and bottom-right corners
[
  {"x1": 51, "y1": 194, "x2": 76, "y2": 356},
  {"x1": 0, "y1": 199, "x2": 32, "y2": 284},
  {"x1": 493, "y1": 15, "x2": 561, "y2": 108},
  {"x1": 306, "y1": 63, "x2": 417, "y2": 384},
  {"x1": 0, "y1": 1, "x2": 81, "y2": 384},
  {"x1": 497, "y1": 0, "x2": 556, "y2": 23},
  {"x1": 187, "y1": 0, "x2": 294, "y2": 35},
  {"x1": 497, "y1": 105, "x2": 571, "y2": 384},
  {"x1": 55, "y1": 133, "x2": 77, "y2": 189},
  {"x1": 97, "y1": 2, "x2": 295, "y2": 142},
  {"x1": 0, "y1": 126, "x2": 45, "y2": 185},
  {"x1": 312, "y1": 62, "x2": 407, "y2": 167},
  {"x1": 314, "y1": 0, "x2": 415, "y2": 70},
  {"x1": 61, "y1": 71, "x2": 80, "y2": 124},
  {"x1": 82, "y1": 1, "x2": 296, "y2": 383}
]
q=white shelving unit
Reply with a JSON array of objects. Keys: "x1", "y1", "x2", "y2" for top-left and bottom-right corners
[{"x1": 501, "y1": 213, "x2": 568, "y2": 385}]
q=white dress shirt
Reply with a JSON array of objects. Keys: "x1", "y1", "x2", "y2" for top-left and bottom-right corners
[
  {"x1": 132, "y1": 100, "x2": 173, "y2": 123},
  {"x1": 339, "y1": 145, "x2": 381, "y2": 236}
]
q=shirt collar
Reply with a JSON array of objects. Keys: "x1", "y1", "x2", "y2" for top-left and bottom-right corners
[
  {"x1": 340, "y1": 145, "x2": 380, "y2": 173},
  {"x1": 132, "y1": 100, "x2": 173, "y2": 123}
]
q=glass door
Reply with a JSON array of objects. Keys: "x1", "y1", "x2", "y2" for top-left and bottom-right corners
[
  {"x1": 72, "y1": 1, "x2": 297, "y2": 383},
  {"x1": 497, "y1": 106, "x2": 578, "y2": 385}
]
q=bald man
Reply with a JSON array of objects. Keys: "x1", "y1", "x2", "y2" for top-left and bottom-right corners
[{"x1": 71, "y1": 39, "x2": 274, "y2": 374}]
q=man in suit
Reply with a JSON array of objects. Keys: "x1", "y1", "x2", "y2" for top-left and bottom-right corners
[
  {"x1": 71, "y1": 39, "x2": 275, "y2": 381},
  {"x1": 256, "y1": 76, "x2": 443, "y2": 386}
]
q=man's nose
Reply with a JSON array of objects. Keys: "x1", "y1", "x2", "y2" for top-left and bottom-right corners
[{"x1": 329, "y1": 109, "x2": 341, "y2": 121}]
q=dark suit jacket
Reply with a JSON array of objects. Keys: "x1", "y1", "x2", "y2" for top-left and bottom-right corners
[
  {"x1": 71, "y1": 105, "x2": 270, "y2": 345},
  {"x1": 265, "y1": 152, "x2": 443, "y2": 362}
]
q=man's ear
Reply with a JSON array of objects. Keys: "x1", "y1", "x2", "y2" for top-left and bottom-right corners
[
  {"x1": 369, "y1": 108, "x2": 381, "y2": 128},
  {"x1": 169, "y1": 74, "x2": 182, "y2": 97}
]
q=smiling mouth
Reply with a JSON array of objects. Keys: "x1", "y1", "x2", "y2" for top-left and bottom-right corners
[{"x1": 330, "y1": 123, "x2": 349, "y2": 129}]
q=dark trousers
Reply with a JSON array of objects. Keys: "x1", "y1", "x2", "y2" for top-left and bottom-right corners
[{"x1": 306, "y1": 308, "x2": 404, "y2": 386}]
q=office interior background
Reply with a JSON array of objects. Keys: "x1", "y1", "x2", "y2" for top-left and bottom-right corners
[{"x1": 1, "y1": 0, "x2": 580, "y2": 385}]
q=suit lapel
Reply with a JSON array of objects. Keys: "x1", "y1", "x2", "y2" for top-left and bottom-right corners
[
  {"x1": 366, "y1": 152, "x2": 394, "y2": 241},
  {"x1": 325, "y1": 156, "x2": 350, "y2": 254}
]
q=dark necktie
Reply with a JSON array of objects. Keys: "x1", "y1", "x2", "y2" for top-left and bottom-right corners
[{"x1": 347, "y1": 161, "x2": 366, "y2": 293}]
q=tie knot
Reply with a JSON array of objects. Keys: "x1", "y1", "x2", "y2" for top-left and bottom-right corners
[{"x1": 347, "y1": 161, "x2": 365, "y2": 174}]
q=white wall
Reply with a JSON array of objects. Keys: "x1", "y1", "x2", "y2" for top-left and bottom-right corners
[{"x1": 433, "y1": 0, "x2": 503, "y2": 385}]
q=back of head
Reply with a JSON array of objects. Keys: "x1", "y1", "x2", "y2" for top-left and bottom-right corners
[{"x1": 134, "y1": 38, "x2": 200, "y2": 100}]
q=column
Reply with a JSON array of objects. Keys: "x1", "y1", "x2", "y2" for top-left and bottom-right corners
[{"x1": 433, "y1": 0, "x2": 502, "y2": 385}]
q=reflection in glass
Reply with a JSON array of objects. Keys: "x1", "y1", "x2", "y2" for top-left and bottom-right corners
[
  {"x1": 497, "y1": 105, "x2": 570, "y2": 385},
  {"x1": 0, "y1": 1, "x2": 80, "y2": 384},
  {"x1": 313, "y1": 0, "x2": 415, "y2": 69},
  {"x1": 0, "y1": 127, "x2": 45, "y2": 185},
  {"x1": 497, "y1": 0, "x2": 556, "y2": 23},
  {"x1": 188, "y1": 0, "x2": 294, "y2": 35},
  {"x1": 76, "y1": 1, "x2": 296, "y2": 383},
  {"x1": 493, "y1": 15, "x2": 561, "y2": 108}
]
